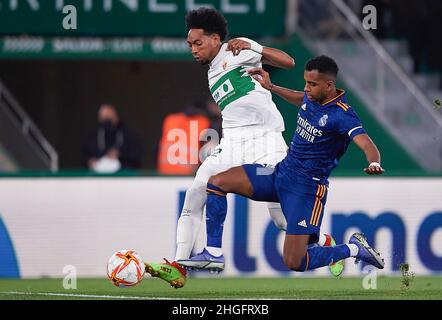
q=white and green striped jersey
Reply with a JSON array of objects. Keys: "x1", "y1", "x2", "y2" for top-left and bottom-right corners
[{"x1": 208, "y1": 38, "x2": 285, "y2": 132}]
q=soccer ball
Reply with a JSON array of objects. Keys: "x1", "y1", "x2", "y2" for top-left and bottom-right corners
[{"x1": 107, "y1": 250, "x2": 145, "y2": 288}]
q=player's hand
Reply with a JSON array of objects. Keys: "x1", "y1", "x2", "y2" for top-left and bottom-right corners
[
  {"x1": 364, "y1": 162, "x2": 385, "y2": 175},
  {"x1": 226, "y1": 38, "x2": 251, "y2": 56},
  {"x1": 248, "y1": 68, "x2": 273, "y2": 91}
]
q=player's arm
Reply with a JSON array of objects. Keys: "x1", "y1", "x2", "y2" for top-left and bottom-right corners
[
  {"x1": 261, "y1": 47, "x2": 295, "y2": 69},
  {"x1": 227, "y1": 38, "x2": 295, "y2": 69},
  {"x1": 353, "y1": 134, "x2": 385, "y2": 175},
  {"x1": 248, "y1": 67, "x2": 304, "y2": 107}
]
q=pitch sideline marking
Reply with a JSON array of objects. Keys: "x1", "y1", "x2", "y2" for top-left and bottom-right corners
[
  {"x1": 0, "y1": 291, "x2": 180, "y2": 300},
  {"x1": 0, "y1": 291, "x2": 293, "y2": 300}
]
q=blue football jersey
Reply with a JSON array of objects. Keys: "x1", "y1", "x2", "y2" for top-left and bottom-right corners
[{"x1": 277, "y1": 89, "x2": 366, "y2": 185}]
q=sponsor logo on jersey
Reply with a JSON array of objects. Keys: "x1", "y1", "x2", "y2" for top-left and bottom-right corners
[
  {"x1": 210, "y1": 67, "x2": 255, "y2": 110},
  {"x1": 301, "y1": 103, "x2": 307, "y2": 111},
  {"x1": 212, "y1": 79, "x2": 234, "y2": 104},
  {"x1": 295, "y1": 115, "x2": 323, "y2": 143}
]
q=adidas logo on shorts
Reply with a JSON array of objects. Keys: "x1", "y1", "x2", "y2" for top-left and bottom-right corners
[{"x1": 297, "y1": 220, "x2": 307, "y2": 228}]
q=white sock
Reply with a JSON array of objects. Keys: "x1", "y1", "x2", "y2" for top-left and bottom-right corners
[
  {"x1": 347, "y1": 243, "x2": 359, "y2": 257},
  {"x1": 174, "y1": 181, "x2": 207, "y2": 261},
  {"x1": 175, "y1": 215, "x2": 198, "y2": 261},
  {"x1": 206, "y1": 246, "x2": 223, "y2": 257}
]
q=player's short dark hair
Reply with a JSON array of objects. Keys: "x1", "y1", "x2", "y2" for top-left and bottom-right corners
[
  {"x1": 185, "y1": 7, "x2": 228, "y2": 41},
  {"x1": 305, "y1": 55, "x2": 339, "y2": 78}
]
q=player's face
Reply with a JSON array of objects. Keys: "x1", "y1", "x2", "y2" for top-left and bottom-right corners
[
  {"x1": 187, "y1": 29, "x2": 221, "y2": 65},
  {"x1": 304, "y1": 70, "x2": 334, "y2": 104}
]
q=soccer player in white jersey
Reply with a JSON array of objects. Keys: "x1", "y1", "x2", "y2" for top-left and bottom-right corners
[{"x1": 144, "y1": 7, "x2": 343, "y2": 288}]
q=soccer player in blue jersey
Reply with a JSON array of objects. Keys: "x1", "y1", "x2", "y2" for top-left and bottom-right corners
[{"x1": 198, "y1": 55, "x2": 385, "y2": 273}]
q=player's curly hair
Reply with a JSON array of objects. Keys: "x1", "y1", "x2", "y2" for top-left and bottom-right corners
[
  {"x1": 305, "y1": 55, "x2": 339, "y2": 78},
  {"x1": 185, "y1": 7, "x2": 228, "y2": 41}
]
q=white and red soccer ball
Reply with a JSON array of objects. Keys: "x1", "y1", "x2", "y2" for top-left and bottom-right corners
[{"x1": 107, "y1": 250, "x2": 145, "y2": 288}]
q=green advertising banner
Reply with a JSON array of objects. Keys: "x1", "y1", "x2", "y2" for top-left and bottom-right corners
[
  {"x1": 0, "y1": 0, "x2": 286, "y2": 37},
  {"x1": 0, "y1": 36, "x2": 194, "y2": 59}
]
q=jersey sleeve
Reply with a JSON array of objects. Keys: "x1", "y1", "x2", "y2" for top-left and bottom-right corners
[
  {"x1": 337, "y1": 109, "x2": 366, "y2": 139},
  {"x1": 236, "y1": 37, "x2": 262, "y2": 65}
]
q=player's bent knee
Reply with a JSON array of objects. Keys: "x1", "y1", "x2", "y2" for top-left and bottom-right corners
[
  {"x1": 208, "y1": 174, "x2": 222, "y2": 188},
  {"x1": 286, "y1": 264, "x2": 304, "y2": 272},
  {"x1": 208, "y1": 173, "x2": 231, "y2": 192},
  {"x1": 208, "y1": 167, "x2": 251, "y2": 196},
  {"x1": 285, "y1": 261, "x2": 305, "y2": 272},
  {"x1": 283, "y1": 255, "x2": 305, "y2": 272}
]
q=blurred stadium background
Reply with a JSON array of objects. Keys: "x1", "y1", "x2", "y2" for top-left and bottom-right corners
[{"x1": 0, "y1": 0, "x2": 441, "y2": 299}]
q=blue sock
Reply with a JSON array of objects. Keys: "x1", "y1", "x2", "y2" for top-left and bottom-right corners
[
  {"x1": 206, "y1": 183, "x2": 227, "y2": 248},
  {"x1": 299, "y1": 244, "x2": 351, "y2": 271}
]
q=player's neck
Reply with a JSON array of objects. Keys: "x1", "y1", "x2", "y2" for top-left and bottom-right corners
[
  {"x1": 209, "y1": 44, "x2": 223, "y2": 63},
  {"x1": 321, "y1": 88, "x2": 339, "y2": 105}
]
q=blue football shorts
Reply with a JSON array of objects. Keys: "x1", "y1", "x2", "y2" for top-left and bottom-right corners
[{"x1": 242, "y1": 163, "x2": 328, "y2": 238}]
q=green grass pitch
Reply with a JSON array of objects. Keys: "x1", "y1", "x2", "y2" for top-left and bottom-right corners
[{"x1": 0, "y1": 276, "x2": 441, "y2": 300}]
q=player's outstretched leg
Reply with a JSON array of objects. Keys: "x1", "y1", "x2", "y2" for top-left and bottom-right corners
[
  {"x1": 177, "y1": 183, "x2": 227, "y2": 272},
  {"x1": 178, "y1": 166, "x2": 254, "y2": 272},
  {"x1": 285, "y1": 233, "x2": 384, "y2": 272},
  {"x1": 268, "y1": 206, "x2": 345, "y2": 278},
  {"x1": 144, "y1": 259, "x2": 187, "y2": 289},
  {"x1": 175, "y1": 180, "x2": 207, "y2": 262}
]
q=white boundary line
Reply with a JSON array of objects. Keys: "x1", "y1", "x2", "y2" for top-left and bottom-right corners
[
  {"x1": 0, "y1": 291, "x2": 293, "y2": 300},
  {"x1": 0, "y1": 291, "x2": 180, "y2": 300}
]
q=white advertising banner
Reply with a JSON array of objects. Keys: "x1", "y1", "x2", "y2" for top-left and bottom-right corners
[{"x1": 0, "y1": 177, "x2": 440, "y2": 278}]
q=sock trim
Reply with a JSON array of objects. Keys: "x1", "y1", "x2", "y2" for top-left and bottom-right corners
[
  {"x1": 207, "y1": 188, "x2": 226, "y2": 196},
  {"x1": 206, "y1": 183, "x2": 226, "y2": 196}
]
